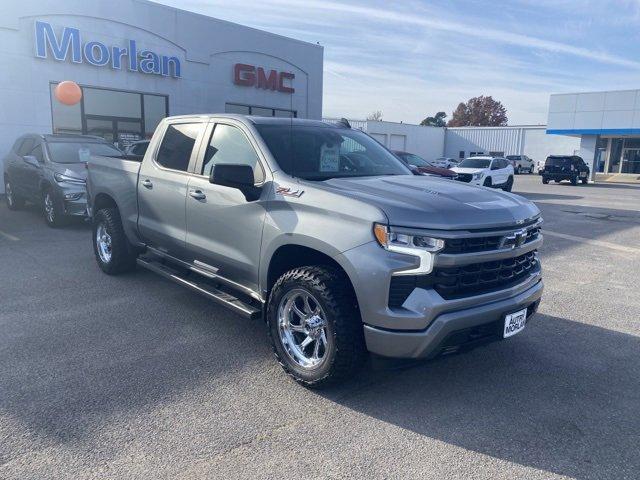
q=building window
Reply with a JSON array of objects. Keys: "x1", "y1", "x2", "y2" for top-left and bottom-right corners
[
  {"x1": 459, "y1": 150, "x2": 465, "y2": 159},
  {"x1": 50, "y1": 82, "x2": 168, "y2": 150},
  {"x1": 225, "y1": 103, "x2": 296, "y2": 118}
]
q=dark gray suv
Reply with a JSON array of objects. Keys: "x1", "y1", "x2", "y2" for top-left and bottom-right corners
[{"x1": 3, "y1": 134, "x2": 124, "y2": 226}]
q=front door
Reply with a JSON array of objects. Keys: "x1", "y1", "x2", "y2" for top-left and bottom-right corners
[
  {"x1": 137, "y1": 121, "x2": 204, "y2": 260},
  {"x1": 185, "y1": 122, "x2": 267, "y2": 293},
  {"x1": 86, "y1": 116, "x2": 143, "y2": 151}
]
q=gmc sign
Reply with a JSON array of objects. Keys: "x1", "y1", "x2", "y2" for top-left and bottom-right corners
[{"x1": 233, "y1": 63, "x2": 295, "y2": 94}]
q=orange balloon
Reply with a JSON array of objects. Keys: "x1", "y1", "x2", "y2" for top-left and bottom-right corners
[{"x1": 55, "y1": 81, "x2": 82, "y2": 106}]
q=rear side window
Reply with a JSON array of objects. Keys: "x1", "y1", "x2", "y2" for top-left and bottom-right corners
[
  {"x1": 156, "y1": 123, "x2": 201, "y2": 172},
  {"x1": 17, "y1": 138, "x2": 35, "y2": 156},
  {"x1": 132, "y1": 143, "x2": 148, "y2": 156},
  {"x1": 202, "y1": 124, "x2": 264, "y2": 183}
]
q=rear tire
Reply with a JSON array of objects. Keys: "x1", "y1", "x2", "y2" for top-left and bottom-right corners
[
  {"x1": 542, "y1": 177, "x2": 549, "y2": 184},
  {"x1": 581, "y1": 177, "x2": 588, "y2": 184},
  {"x1": 4, "y1": 178, "x2": 24, "y2": 210},
  {"x1": 571, "y1": 176, "x2": 578, "y2": 186},
  {"x1": 92, "y1": 208, "x2": 137, "y2": 275},
  {"x1": 503, "y1": 176, "x2": 514, "y2": 192},
  {"x1": 267, "y1": 266, "x2": 366, "y2": 388}
]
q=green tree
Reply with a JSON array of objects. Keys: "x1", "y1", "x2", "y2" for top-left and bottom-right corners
[
  {"x1": 447, "y1": 96, "x2": 508, "y2": 127},
  {"x1": 420, "y1": 111, "x2": 447, "y2": 127}
]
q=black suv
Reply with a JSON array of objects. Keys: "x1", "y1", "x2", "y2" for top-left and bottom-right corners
[{"x1": 541, "y1": 155, "x2": 589, "y2": 185}]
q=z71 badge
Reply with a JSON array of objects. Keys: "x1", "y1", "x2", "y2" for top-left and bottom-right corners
[{"x1": 276, "y1": 186, "x2": 304, "y2": 198}]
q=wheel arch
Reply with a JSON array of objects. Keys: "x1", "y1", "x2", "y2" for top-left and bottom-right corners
[
  {"x1": 92, "y1": 192, "x2": 119, "y2": 213},
  {"x1": 265, "y1": 243, "x2": 359, "y2": 311}
]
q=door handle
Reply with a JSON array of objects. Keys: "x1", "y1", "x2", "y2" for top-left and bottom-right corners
[
  {"x1": 189, "y1": 190, "x2": 206, "y2": 200},
  {"x1": 141, "y1": 179, "x2": 153, "y2": 189}
]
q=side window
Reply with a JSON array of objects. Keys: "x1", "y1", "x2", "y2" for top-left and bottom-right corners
[
  {"x1": 156, "y1": 123, "x2": 201, "y2": 172},
  {"x1": 18, "y1": 138, "x2": 35, "y2": 156},
  {"x1": 30, "y1": 144, "x2": 45, "y2": 163},
  {"x1": 202, "y1": 124, "x2": 264, "y2": 183}
]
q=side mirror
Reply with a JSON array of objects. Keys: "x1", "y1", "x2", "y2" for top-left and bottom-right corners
[
  {"x1": 210, "y1": 164, "x2": 261, "y2": 201},
  {"x1": 23, "y1": 155, "x2": 40, "y2": 168}
]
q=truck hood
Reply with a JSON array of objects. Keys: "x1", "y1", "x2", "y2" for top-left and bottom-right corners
[{"x1": 318, "y1": 175, "x2": 539, "y2": 230}]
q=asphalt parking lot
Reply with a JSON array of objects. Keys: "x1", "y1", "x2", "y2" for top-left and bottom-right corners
[{"x1": 1, "y1": 174, "x2": 639, "y2": 479}]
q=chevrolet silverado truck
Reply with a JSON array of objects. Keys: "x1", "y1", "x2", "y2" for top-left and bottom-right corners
[{"x1": 87, "y1": 115, "x2": 543, "y2": 387}]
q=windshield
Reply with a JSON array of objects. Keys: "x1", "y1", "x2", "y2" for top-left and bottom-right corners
[
  {"x1": 401, "y1": 153, "x2": 431, "y2": 168},
  {"x1": 546, "y1": 157, "x2": 572, "y2": 166},
  {"x1": 255, "y1": 124, "x2": 411, "y2": 180},
  {"x1": 47, "y1": 142, "x2": 123, "y2": 163},
  {"x1": 459, "y1": 158, "x2": 491, "y2": 169}
]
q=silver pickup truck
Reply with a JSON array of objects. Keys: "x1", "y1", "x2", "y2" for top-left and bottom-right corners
[{"x1": 87, "y1": 115, "x2": 543, "y2": 387}]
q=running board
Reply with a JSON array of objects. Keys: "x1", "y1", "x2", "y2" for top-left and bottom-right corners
[{"x1": 137, "y1": 257, "x2": 261, "y2": 320}]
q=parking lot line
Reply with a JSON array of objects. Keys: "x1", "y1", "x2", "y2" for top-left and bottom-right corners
[
  {"x1": 0, "y1": 229, "x2": 19, "y2": 241},
  {"x1": 544, "y1": 229, "x2": 640, "y2": 255}
]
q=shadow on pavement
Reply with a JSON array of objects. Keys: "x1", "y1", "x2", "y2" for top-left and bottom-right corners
[{"x1": 319, "y1": 313, "x2": 639, "y2": 479}]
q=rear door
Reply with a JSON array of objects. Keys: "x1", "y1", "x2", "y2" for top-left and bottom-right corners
[
  {"x1": 185, "y1": 120, "x2": 268, "y2": 293},
  {"x1": 137, "y1": 121, "x2": 206, "y2": 259},
  {"x1": 13, "y1": 137, "x2": 35, "y2": 198},
  {"x1": 24, "y1": 142, "x2": 45, "y2": 199}
]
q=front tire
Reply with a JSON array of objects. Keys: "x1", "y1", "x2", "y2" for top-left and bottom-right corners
[
  {"x1": 92, "y1": 208, "x2": 137, "y2": 275},
  {"x1": 542, "y1": 176, "x2": 549, "y2": 184},
  {"x1": 503, "y1": 176, "x2": 514, "y2": 192},
  {"x1": 483, "y1": 177, "x2": 493, "y2": 188},
  {"x1": 42, "y1": 188, "x2": 66, "y2": 227},
  {"x1": 267, "y1": 266, "x2": 366, "y2": 388},
  {"x1": 571, "y1": 176, "x2": 578, "y2": 186},
  {"x1": 4, "y1": 178, "x2": 24, "y2": 210}
]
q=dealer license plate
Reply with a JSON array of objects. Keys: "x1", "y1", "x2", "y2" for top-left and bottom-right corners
[
  {"x1": 503, "y1": 308, "x2": 527, "y2": 338},
  {"x1": 580, "y1": 171, "x2": 587, "y2": 177}
]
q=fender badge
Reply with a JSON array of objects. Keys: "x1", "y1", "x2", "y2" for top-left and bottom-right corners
[{"x1": 276, "y1": 186, "x2": 304, "y2": 198}]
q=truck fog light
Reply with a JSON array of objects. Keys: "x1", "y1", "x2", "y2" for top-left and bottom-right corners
[{"x1": 64, "y1": 192, "x2": 83, "y2": 201}]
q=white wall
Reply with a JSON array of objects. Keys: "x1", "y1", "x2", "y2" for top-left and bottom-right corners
[
  {"x1": 0, "y1": 0, "x2": 323, "y2": 193},
  {"x1": 548, "y1": 89, "x2": 640, "y2": 133},
  {"x1": 363, "y1": 121, "x2": 445, "y2": 161},
  {"x1": 523, "y1": 129, "x2": 580, "y2": 167}
]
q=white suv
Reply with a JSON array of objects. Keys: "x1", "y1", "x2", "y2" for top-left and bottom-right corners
[{"x1": 451, "y1": 156, "x2": 515, "y2": 191}]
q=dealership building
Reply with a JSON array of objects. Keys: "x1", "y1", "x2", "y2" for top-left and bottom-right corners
[{"x1": 0, "y1": 0, "x2": 323, "y2": 192}]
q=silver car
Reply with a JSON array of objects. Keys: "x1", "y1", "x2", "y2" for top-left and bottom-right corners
[{"x1": 3, "y1": 134, "x2": 124, "y2": 226}]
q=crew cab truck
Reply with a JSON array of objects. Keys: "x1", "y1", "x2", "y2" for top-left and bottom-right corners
[
  {"x1": 87, "y1": 115, "x2": 543, "y2": 387},
  {"x1": 541, "y1": 155, "x2": 590, "y2": 185}
]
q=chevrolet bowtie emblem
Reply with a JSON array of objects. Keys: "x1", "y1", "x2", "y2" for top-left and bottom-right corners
[{"x1": 501, "y1": 229, "x2": 528, "y2": 249}]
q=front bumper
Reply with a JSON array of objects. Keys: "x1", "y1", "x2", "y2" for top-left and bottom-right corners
[
  {"x1": 55, "y1": 186, "x2": 88, "y2": 217},
  {"x1": 363, "y1": 279, "x2": 543, "y2": 359}
]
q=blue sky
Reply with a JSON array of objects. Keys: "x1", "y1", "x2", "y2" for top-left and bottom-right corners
[{"x1": 154, "y1": 0, "x2": 640, "y2": 125}]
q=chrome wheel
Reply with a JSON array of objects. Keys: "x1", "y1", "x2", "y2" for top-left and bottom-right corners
[
  {"x1": 277, "y1": 289, "x2": 329, "y2": 369},
  {"x1": 96, "y1": 223, "x2": 113, "y2": 263},
  {"x1": 44, "y1": 192, "x2": 55, "y2": 223},
  {"x1": 5, "y1": 182, "x2": 13, "y2": 207}
]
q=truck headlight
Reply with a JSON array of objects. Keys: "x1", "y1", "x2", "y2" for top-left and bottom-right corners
[
  {"x1": 472, "y1": 172, "x2": 484, "y2": 180},
  {"x1": 373, "y1": 223, "x2": 444, "y2": 275},
  {"x1": 54, "y1": 173, "x2": 86, "y2": 185}
]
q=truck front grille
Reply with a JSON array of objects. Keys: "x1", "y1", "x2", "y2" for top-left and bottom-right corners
[
  {"x1": 388, "y1": 250, "x2": 539, "y2": 307},
  {"x1": 433, "y1": 251, "x2": 539, "y2": 300},
  {"x1": 456, "y1": 173, "x2": 472, "y2": 183},
  {"x1": 442, "y1": 227, "x2": 540, "y2": 254}
]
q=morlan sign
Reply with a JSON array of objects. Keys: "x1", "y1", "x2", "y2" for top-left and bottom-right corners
[{"x1": 34, "y1": 21, "x2": 181, "y2": 78}]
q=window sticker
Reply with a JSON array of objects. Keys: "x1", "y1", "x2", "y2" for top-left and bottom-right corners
[
  {"x1": 78, "y1": 148, "x2": 91, "y2": 163},
  {"x1": 319, "y1": 143, "x2": 340, "y2": 172}
]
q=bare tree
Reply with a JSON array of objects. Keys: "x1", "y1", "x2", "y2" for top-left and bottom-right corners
[
  {"x1": 447, "y1": 96, "x2": 507, "y2": 127},
  {"x1": 366, "y1": 110, "x2": 383, "y2": 121}
]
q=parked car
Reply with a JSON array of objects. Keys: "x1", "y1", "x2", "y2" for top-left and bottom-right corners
[
  {"x1": 124, "y1": 140, "x2": 150, "y2": 159},
  {"x1": 433, "y1": 157, "x2": 457, "y2": 168},
  {"x1": 87, "y1": 115, "x2": 543, "y2": 387},
  {"x1": 392, "y1": 150, "x2": 457, "y2": 178},
  {"x1": 3, "y1": 133, "x2": 124, "y2": 226},
  {"x1": 541, "y1": 155, "x2": 590, "y2": 185},
  {"x1": 451, "y1": 156, "x2": 515, "y2": 191},
  {"x1": 506, "y1": 155, "x2": 535, "y2": 174}
]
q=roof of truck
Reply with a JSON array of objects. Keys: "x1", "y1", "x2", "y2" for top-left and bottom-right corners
[{"x1": 162, "y1": 114, "x2": 340, "y2": 129}]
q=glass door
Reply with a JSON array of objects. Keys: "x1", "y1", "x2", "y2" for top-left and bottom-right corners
[
  {"x1": 85, "y1": 116, "x2": 142, "y2": 150},
  {"x1": 622, "y1": 148, "x2": 640, "y2": 174}
]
